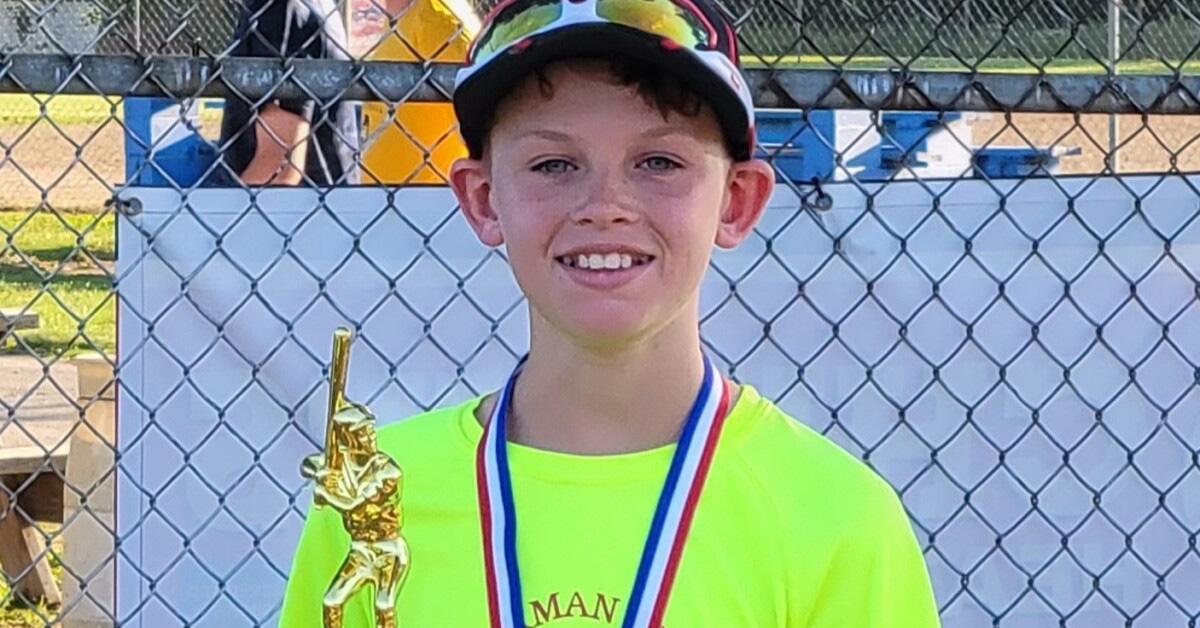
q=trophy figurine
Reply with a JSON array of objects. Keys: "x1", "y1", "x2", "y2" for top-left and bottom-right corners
[{"x1": 301, "y1": 328, "x2": 410, "y2": 627}]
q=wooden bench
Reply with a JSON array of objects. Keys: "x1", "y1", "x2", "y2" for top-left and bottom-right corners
[
  {"x1": 0, "y1": 445, "x2": 67, "y2": 606},
  {"x1": 0, "y1": 309, "x2": 39, "y2": 333},
  {"x1": 1, "y1": 309, "x2": 40, "y2": 348}
]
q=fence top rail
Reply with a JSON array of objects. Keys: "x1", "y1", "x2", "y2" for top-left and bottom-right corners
[{"x1": 5, "y1": 54, "x2": 1200, "y2": 114}]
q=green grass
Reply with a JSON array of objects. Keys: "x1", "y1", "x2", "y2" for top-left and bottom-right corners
[
  {"x1": 741, "y1": 54, "x2": 1200, "y2": 75},
  {"x1": 0, "y1": 95, "x2": 224, "y2": 126},
  {"x1": 0, "y1": 211, "x2": 114, "y2": 261},
  {"x1": 0, "y1": 95, "x2": 123, "y2": 126},
  {"x1": 0, "y1": 211, "x2": 116, "y2": 357},
  {"x1": 0, "y1": 525, "x2": 64, "y2": 627}
]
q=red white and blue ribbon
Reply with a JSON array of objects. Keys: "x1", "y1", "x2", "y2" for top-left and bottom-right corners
[{"x1": 476, "y1": 354, "x2": 732, "y2": 628}]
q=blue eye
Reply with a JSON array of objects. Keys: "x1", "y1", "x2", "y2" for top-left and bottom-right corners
[
  {"x1": 641, "y1": 156, "x2": 682, "y2": 172},
  {"x1": 532, "y1": 159, "x2": 576, "y2": 174}
]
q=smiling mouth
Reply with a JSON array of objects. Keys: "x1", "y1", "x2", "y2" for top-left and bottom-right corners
[{"x1": 555, "y1": 253, "x2": 655, "y2": 270}]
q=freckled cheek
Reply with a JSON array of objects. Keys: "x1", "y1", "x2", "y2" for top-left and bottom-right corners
[
  {"x1": 494, "y1": 180, "x2": 558, "y2": 229},
  {"x1": 500, "y1": 172, "x2": 571, "y2": 204},
  {"x1": 656, "y1": 207, "x2": 719, "y2": 274},
  {"x1": 632, "y1": 178, "x2": 698, "y2": 204},
  {"x1": 495, "y1": 202, "x2": 558, "y2": 267}
]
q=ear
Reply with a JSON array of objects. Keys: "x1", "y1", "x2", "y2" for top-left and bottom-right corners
[
  {"x1": 449, "y1": 157, "x2": 504, "y2": 247},
  {"x1": 715, "y1": 159, "x2": 775, "y2": 249}
]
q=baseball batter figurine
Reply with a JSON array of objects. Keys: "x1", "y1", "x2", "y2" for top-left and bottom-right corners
[
  {"x1": 299, "y1": 329, "x2": 409, "y2": 627},
  {"x1": 282, "y1": 0, "x2": 942, "y2": 624}
]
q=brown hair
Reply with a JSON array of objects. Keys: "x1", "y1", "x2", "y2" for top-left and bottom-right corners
[{"x1": 477, "y1": 55, "x2": 719, "y2": 157}]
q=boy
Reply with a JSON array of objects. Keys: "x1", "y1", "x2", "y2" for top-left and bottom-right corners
[{"x1": 280, "y1": 0, "x2": 942, "y2": 625}]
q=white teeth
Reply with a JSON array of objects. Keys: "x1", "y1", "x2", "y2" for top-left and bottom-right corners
[{"x1": 561, "y1": 252, "x2": 652, "y2": 270}]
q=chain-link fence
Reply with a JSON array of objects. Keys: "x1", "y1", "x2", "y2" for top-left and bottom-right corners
[
  {"x1": 1, "y1": 0, "x2": 1199, "y2": 626},
  {"x1": 9, "y1": 0, "x2": 1200, "y2": 63}
]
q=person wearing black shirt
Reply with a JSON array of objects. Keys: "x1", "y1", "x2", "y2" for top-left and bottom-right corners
[{"x1": 218, "y1": 0, "x2": 361, "y2": 186}]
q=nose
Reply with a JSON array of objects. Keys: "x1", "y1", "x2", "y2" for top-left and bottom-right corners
[{"x1": 569, "y1": 170, "x2": 638, "y2": 228}]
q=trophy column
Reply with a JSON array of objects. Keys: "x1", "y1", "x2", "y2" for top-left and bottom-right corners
[{"x1": 300, "y1": 328, "x2": 410, "y2": 627}]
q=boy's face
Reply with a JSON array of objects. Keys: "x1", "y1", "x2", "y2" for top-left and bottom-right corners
[{"x1": 451, "y1": 60, "x2": 774, "y2": 347}]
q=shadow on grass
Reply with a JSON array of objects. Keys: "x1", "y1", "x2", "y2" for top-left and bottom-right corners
[
  {"x1": 0, "y1": 263, "x2": 113, "y2": 291},
  {"x1": 24, "y1": 246, "x2": 115, "y2": 264},
  {"x1": 1, "y1": 262, "x2": 116, "y2": 357},
  {"x1": 0, "y1": 335, "x2": 107, "y2": 358}
]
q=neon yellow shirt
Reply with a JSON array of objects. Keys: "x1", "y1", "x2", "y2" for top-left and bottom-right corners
[{"x1": 280, "y1": 385, "x2": 941, "y2": 627}]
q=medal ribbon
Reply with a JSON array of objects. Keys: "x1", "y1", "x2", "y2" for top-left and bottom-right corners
[{"x1": 476, "y1": 354, "x2": 732, "y2": 628}]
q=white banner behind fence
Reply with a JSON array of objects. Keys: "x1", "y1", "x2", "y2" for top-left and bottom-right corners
[{"x1": 117, "y1": 179, "x2": 1200, "y2": 627}]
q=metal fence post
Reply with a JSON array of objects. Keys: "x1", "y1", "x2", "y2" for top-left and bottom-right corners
[{"x1": 1108, "y1": 0, "x2": 1121, "y2": 173}]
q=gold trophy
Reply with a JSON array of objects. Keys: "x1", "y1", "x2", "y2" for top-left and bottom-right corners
[{"x1": 300, "y1": 328, "x2": 410, "y2": 627}]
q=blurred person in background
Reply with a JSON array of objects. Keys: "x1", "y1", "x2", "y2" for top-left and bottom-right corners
[
  {"x1": 353, "y1": 0, "x2": 479, "y2": 184},
  {"x1": 217, "y1": 0, "x2": 361, "y2": 186}
]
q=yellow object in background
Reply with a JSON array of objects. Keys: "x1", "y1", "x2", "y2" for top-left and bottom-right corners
[{"x1": 359, "y1": 0, "x2": 479, "y2": 185}]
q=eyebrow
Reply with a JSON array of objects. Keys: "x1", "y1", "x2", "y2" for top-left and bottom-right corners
[
  {"x1": 639, "y1": 127, "x2": 697, "y2": 142},
  {"x1": 516, "y1": 129, "x2": 574, "y2": 142},
  {"x1": 515, "y1": 126, "x2": 695, "y2": 143}
]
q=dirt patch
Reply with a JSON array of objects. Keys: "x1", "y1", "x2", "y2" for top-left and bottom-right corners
[
  {"x1": 972, "y1": 112, "x2": 1200, "y2": 174},
  {"x1": 0, "y1": 121, "x2": 124, "y2": 212}
]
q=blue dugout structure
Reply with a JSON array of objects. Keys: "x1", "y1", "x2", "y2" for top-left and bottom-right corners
[{"x1": 122, "y1": 97, "x2": 1077, "y2": 186}]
